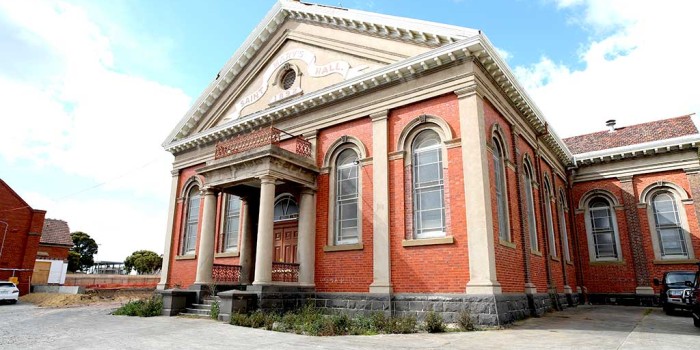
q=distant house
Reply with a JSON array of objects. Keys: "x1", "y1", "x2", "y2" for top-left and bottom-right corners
[
  {"x1": 32, "y1": 219, "x2": 72, "y2": 286},
  {"x1": 0, "y1": 179, "x2": 46, "y2": 295}
]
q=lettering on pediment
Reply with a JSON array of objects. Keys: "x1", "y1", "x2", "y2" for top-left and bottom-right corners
[{"x1": 226, "y1": 48, "x2": 369, "y2": 120}]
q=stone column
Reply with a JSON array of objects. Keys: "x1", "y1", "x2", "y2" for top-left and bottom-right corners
[
  {"x1": 455, "y1": 85, "x2": 501, "y2": 295},
  {"x1": 239, "y1": 197, "x2": 253, "y2": 284},
  {"x1": 194, "y1": 187, "x2": 218, "y2": 285},
  {"x1": 158, "y1": 170, "x2": 180, "y2": 290},
  {"x1": 370, "y1": 110, "x2": 393, "y2": 294},
  {"x1": 297, "y1": 188, "x2": 316, "y2": 286},
  {"x1": 253, "y1": 175, "x2": 276, "y2": 285},
  {"x1": 618, "y1": 176, "x2": 653, "y2": 295}
]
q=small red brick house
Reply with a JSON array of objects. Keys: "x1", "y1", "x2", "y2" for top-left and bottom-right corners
[
  {"x1": 156, "y1": 0, "x2": 700, "y2": 324},
  {"x1": 0, "y1": 179, "x2": 46, "y2": 295},
  {"x1": 33, "y1": 219, "x2": 72, "y2": 286}
]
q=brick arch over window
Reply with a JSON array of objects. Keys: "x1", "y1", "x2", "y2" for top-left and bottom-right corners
[
  {"x1": 577, "y1": 189, "x2": 621, "y2": 211},
  {"x1": 639, "y1": 182, "x2": 695, "y2": 260},
  {"x1": 179, "y1": 176, "x2": 204, "y2": 256},
  {"x1": 321, "y1": 135, "x2": 369, "y2": 169},
  {"x1": 179, "y1": 176, "x2": 204, "y2": 198},
  {"x1": 396, "y1": 114, "x2": 454, "y2": 157}
]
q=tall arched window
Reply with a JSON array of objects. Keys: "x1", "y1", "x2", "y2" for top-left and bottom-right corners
[
  {"x1": 543, "y1": 178, "x2": 557, "y2": 258},
  {"x1": 222, "y1": 195, "x2": 241, "y2": 252},
  {"x1": 412, "y1": 130, "x2": 446, "y2": 238},
  {"x1": 274, "y1": 194, "x2": 298, "y2": 221},
  {"x1": 558, "y1": 190, "x2": 571, "y2": 262},
  {"x1": 651, "y1": 191, "x2": 689, "y2": 258},
  {"x1": 335, "y1": 149, "x2": 360, "y2": 245},
  {"x1": 183, "y1": 186, "x2": 200, "y2": 254},
  {"x1": 492, "y1": 137, "x2": 510, "y2": 241},
  {"x1": 587, "y1": 197, "x2": 619, "y2": 260},
  {"x1": 523, "y1": 160, "x2": 538, "y2": 252}
]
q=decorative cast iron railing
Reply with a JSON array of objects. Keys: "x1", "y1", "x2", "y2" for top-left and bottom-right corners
[
  {"x1": 214, "y1": 127, "x2": 312, "y2": 160},
  {"x1": 271, "y1": 262, "x2": 299, "y2": 282},
  {"x1": 212, "y1": 264, "x2": 241, "y2": 284}
]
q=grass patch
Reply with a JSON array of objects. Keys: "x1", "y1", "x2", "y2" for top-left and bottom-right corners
[{"x1": 112, "y1": 295, "x2": 163, "y2": 317}]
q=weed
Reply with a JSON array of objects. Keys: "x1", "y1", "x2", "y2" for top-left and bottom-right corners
[
  {"x1": 423, "y1": 311, "x2": 446, "y2": 333},
  {"x1": 112, "y1": 295, "x2": 163, "y2": 317},
  {"x1": 457, "y1": 309, "x2": 475, "y2": 331},
  {"x1": 210, "y1": 300, "x2": 220, "y2": 320}
]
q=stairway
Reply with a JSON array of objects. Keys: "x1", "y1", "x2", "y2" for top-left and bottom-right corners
[{"x1": 179, "y1": 296, "x2": 218, "y2": 318}]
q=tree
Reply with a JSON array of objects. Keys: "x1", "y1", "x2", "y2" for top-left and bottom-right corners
[
  {"x1": 70, "y1": 231, "x2": 98, "y2": 272},
  {"x1": 124, "y1": 250, "x2": 162, "y2": 275},
  {"x1": 67, "y1": 251, "x2": 81, "y2": 272}
]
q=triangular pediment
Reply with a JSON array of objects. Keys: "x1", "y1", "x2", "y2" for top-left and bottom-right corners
[{"x1": 163, "y1": 0, "x2": 479, "y2": 148}]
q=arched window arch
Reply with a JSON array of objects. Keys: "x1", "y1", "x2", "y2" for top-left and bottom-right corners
[
  {"x1": 558, "y1": 189, "x2": 571, "y2": 262},
  {"x1": 334, "y1": 149, "x2": 360, "y2": 245},
  {"x1": 523, "y1": 158, "x2": 538, "y2": 252},
  {"x1": 582, "y1": 193, "x2": 622, "y2": 261},
  {"x1": 543, "y1": 175, "x2": 557, "y2": 258},
  {"x1": 274, "y1": 194, "x2": 298, "y2": 222},
  {"x1": 182, "y1": 185, "x2": 201, "y2": 255},
  {"x1": 642, "y1": 184, "x2": 694, "y2": 260},
  {"x1": 492, "y1": 135, "x2": 510, "y2": 242},
  {"x1": 221, "y1": 194, "x2": 241, "y2": 252},
  {"x1": 412, "y1": 129, "x2": 446, "y2": 238}
]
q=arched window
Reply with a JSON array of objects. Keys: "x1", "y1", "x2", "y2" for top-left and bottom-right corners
[
  {"x1": 651, "y1": 191, "x2": 689, "y2": 258},
  {"x1": 335, "y1": 149, "x2": 360, "y2": 245},
  {"x1": 543, "y1": 177, "x2": 557, "y2": 258},
  {"x1": 183, "y1": 186, "x2": 200, "y2": 254},
  {"x1": 222, "y1": 195, "x2": 241, "y2": 252},
  {"x1": 523, "y1": 160, "x2": 538, "y2": 252},
  {"x1": 558, "y1": 190, "x2": 571, "y2": 262},
  {"x1": 587, "y1": 197, "x2": 619, "y2": 260},
  {"x1": 492, "y1": 137, "x2": 510, "y2": 241},
  {"x1": 274, "y1": 194, "x2": 298, "y2": 222},
  {"x1": 412, "y1": 130, "x2": 446, "y2": 238}
]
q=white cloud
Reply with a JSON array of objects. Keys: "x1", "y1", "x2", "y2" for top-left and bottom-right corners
[
  {"x1": 494, "y1": 47, "x2": 512, "y2": 62},
  {"x1": 516, "y1": 0, "x2": 700, "y2": 138}
]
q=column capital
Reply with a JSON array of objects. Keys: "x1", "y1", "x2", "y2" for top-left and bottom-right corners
[
  {"x1": 370, "y1": 110, "x2": 389, "y2": 122},
  {"x1": 454, "y1": 84, "x2": 482, "y2": 99},
  {"x1": 170, "y1": 169, "x2": 180, "y2": 177},
  {"x1": 618, "y1": 175, "x2": 634, "y2": 183},
  {"x1": 259, "y1": 175, "x2": 277, "y2": 184},
  {"x1": 200, "y1": 186, "x2": 218, "y2": 196},
  {"x1": 300, "y1": 187, "x2": 316, "y2": 195}
]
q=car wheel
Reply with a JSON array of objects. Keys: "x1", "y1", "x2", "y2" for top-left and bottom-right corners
[
  {"x1": 663, "y1": 305, "x2": 673, "y2": 315},
  {"x1": 694, "y1": 315, "x2": 700, "y2": 328},
  {"x1": 9, "y1": 300, "x2": 17, "y2": 304}
]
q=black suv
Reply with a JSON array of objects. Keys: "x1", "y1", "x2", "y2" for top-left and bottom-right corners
[
  {"x1": 653, "y1": 271, "x2": 695, "y2": 314},
  {"x1": 685, "y1": 268, "x2": 700, "y2": 327}
]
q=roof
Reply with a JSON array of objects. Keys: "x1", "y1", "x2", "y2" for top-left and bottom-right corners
[
  {"x1": 40, "y1": 219, "x2": 73, "y2": 246},
  {"x1": 563, "y1": 115, "x2": 698, "y2": 155}
]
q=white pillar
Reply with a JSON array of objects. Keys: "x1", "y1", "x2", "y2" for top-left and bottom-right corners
[
  {"x1": 369, "y1": 111, "x2": 392, "y2": 294},
  {"x1": 158, "y1": 170, "x2": 179, "y2": 290},
  {"x1": 456, "y1": 85, "x2": 502, "y2": 295},
  {"x1": 194, "y1": 187, "x2": 218, "y2": 285},
  {"x1": 297, "y1": 188, "x2": 316, "y2": 286},
  {"x1": 239, "y1": 198, "x2": 253, "y2": 284},
  {"x1": 253, "y1": 175, "x2": 276, "y2": 285}
]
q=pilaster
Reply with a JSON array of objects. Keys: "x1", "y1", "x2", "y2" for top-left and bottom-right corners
[
  {"x1": 298, "y1": 188, "x2": 317, "y2": 287},
  {"x1": 369, "y1": 110, "x2": 393, "y2": 293},
  {"x1": 455, "y1": 86, "x2": 501, "y2": 295},
  {"x1": 618, "y1": 175, "x2": 651, "y2": 292},
  {"x1": 158, "y1": 170, "x2": 180, "y2": 290}
]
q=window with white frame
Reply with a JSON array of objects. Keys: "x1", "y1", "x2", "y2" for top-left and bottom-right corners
[
  {"x1": 651, "y1": 191, "x2": 689, "y2": 258},
  {"x1": 183, "y1": 186, "x2": 200, "y2": 254},
  {"x1": 523, "y1": 161, "x2": 538, "y2": 252},
  {"x1": 492, "y1": 137, "x2": 510, "y2": 242},
  {"x1": 558, "y1": 191, "x2": 571, "y2": 262},
  {"x1": 587, "y1": 197, "x2": 620, "y2": 260},
  {"x1": 335, "y1": 149, "x2": 360, "y2": 245},
  {"x1": 543, "y1": 179, "x2": 557, "y2": 258},
  {"x1": 273, "y1": 194, "x2": 299, "y2": 221},
  {"x1": 222, "y1": 195, "x2": 241, "y2": 252},
  {"x1": 412, "y1": 130, "x2": 446, "y2": 238}
]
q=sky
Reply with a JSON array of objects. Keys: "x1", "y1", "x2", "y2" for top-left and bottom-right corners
[{"x1": 0, "y1": 0, "x2": 698, "y2": 261}]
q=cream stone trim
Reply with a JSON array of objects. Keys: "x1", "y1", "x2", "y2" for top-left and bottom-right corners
[
  {"x1": 324, "y1": 139, "x2": 365, "y2": 248},
  {"x1": 499, "y1": 239, "x2": 516, "y2": 249},
  {"x1": 589, "y1": 260, "x2": 626, "y2": 266},
  {"x1": 444, "y1": 138, "x2": 462, "y2": 149},
  {"x1": 580, "y1": 191, "x2": 624, "y2": 263},
  {"x1": 577, "y1": 189, "x2": 621, "y2": 210},
  {"x1": 397, "y1": 114, "x2": 454, "y2": 157},
  {"x1": 639, "y1": 181, "x2": 690, "y2": 203},
  {"x1": 215, "y1": 251, "x2": 240, "y2": 258},
  {"x1": 179, "y1": 176, "x2": 204, "y2": 199},
  {"x1": 321, "y1": 135, "x2": 369, "y2": 168},
  {"x1": 175, "y1": 254, "x2": 196, "y2": 261},
  {"x1": 370, "y1": 110, "x2": 392, "y2": 293},
  {"x1": 642, "y1": 184, "x2": 695, "y2": 261},
  {"x1": 402, "y1": 236, "x2": 454, "y2": 247},
  {"x1": 490, "y1": 123, "x2": 511, "y2": 160},
  {"x1": 323, "y1": 243, "x2": 364, "y2": 252},
  {"x1": 158, "y1": 171, "x2": 180, "y2": 290},
  {"x1": 194, "y1": 188, "x2": 218, "y2": 284},
  {"x1": 653, "y1": 259, "x2": 699, "y2": 265}
]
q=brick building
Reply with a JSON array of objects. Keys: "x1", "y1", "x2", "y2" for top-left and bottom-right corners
[
  {"x1": 157, "y1": 0, "x2": 700, "y2": 324},
  {"x1": 0, "y1": 179, "x2": 46, "y2": 295},
  {"x1": 32, "y1": 219, "x2": 72, "y2": 286}
]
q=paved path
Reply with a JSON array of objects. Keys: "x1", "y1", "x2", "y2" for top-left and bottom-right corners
[{"x1": 0, "y1": 302, "x2": 697, "y2": 349}]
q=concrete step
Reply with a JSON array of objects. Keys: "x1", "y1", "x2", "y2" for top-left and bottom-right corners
[
  {"x1": 183, "y1": 308, "x2": 211, "y2": 316},
  {"x1": 178, "y1": 312, "x2": 211, "y2": 319},
  {"x1": 191, "y1": 303, "x2": 214, "y2": 310}
]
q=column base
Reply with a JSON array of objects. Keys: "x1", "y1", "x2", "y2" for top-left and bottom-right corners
[
  {"x1": 563, "y1": 285, "x2": 573, "y2": 294},
  {"x1": 466, "y1": 280, "x2": 502, "y2": 295},
  {"x1": 635, "y1": 286, "x2": 655, "y2": 295},
  {"x1": 524, "y1": 283, "x2": 537, "y2": 294},
  {"x1": 156, "y1": 283, "x2": 168, "y2": 291},
  {"x1": 369, "y1": 283, "x2": 393, "y2": 294}
]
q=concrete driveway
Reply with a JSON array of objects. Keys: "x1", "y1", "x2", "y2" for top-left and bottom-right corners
[{"x1": 0, "y1": 302, "x2": 697, "y2": 349}]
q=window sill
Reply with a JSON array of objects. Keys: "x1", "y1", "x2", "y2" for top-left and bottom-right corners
[
  {"x1": 402, "y1": 236, "x2": 454, "y2": 247},
  {"x1": 324, "y1": 243, "x2": 363, "y2": 252},
  {"x1": 215, "y1": 251, "x2": 239, "y2": 258},
  {"x1": 589, "y1": 260, "x2": 625, "y2": 266},
  {"x1": 175, "y1": 254, "x2": 196, "y2": 260},
  {"x1": 653, "y1": 258, "x2": 698, "y2": 265},
  {"x1": 498, "y1": 239, "x2": 516, "y2": 249},
  {"x1": 530, "y1": 249, "x2": 542, "y2": 257},
  {"x1": 550, "y1": 255, "x2": 560, "y2": 262},
  {"x1": 566, "y1": 260, "x2": 574, "y2": 266}
]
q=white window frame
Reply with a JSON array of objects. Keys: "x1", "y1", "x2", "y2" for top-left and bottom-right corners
[
  {"x1": 543, "y1": 177, "x2": 557, "y2": 258},
  {"x1": 182, "y1": 186, "x2": 200, "y2": 255},
  {"x1": 411, "y1": 130, "x2": 446, "y2": 239},
  {"x1": 222, "y1": 194, "x2": 241, "y2": 252},
  {"x1": 492, "y1": 136, "x2": 511, "y2": 242},
  {"x1": 334, "y1": 149, "x2": 360, "y2": 245},
  {"x1": 523, "y1": 160, "x2": 539, "y2": 253},
  {"x1": 583, "y1": 194, "x2": 623, "y2": 262},
  {"x1": 558, "y1": 190, "x2": 571, "y2": 262},
  {"x1": 641, "y1": 183, "x2": 695, "y2": 261},
  {"x1": 273, "y1": 194, "x2": 299, "y2": 222}
]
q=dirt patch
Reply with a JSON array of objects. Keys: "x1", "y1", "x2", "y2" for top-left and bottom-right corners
[{"x1": 21, "y1": 290, "x2": 155, "y2": 308}]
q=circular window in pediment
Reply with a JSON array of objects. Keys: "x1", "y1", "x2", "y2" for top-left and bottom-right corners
[{"x1": 281, "y1": 69, "x2": 296, "y2": 90}]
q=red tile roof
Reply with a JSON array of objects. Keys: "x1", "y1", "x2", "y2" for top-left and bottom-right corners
[
  {"x1": 40, "y1": 219, "x2": 73, "y2": 246},
  {"x1": 563, "y1": 115, "x2": 698, "y2": 155}
]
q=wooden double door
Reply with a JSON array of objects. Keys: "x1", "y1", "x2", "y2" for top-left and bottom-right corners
[{"x1": 273, "y1": 220, "x2": 298, "y2": 263}]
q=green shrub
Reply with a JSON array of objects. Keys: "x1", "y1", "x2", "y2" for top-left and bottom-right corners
[
  {"x1": 230, "y1": 312, "x2": 251, "y2": 327},
  {"x1": 210, "y1": 300, "x2": 220, "y2": 320},
  {"x1": 457, "y1": 309, "x2": 475, "y2": 331},
  {"x1": 369, "y1": 312, "x2": 389, "y2": 333},
  {"x1": 423, "y1": 311, "x2": 446, "y2": 333},
  {"x1": 113, "y1": 295, "x2": 163, "y2": 317},
  {"x1": 249, "y1": 310, "x2": 267, "y2": 328},
  {"x1": 390, "y1": 315, "x2": 417, "y2": 334}
]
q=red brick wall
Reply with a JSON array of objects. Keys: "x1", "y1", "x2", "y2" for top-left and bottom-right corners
[
  {"x1": 37, "y1": 245, "x2": 70, "y2": 261},
  {"x1": 0, "y1": 180, "x2": 46, "y2": 295},
  {"x1": 315, "y1": 117, "x2": 374, "y2": 292},
  {"x1": 167, "y1": 166, "x2": 204, "y2": 288}
]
